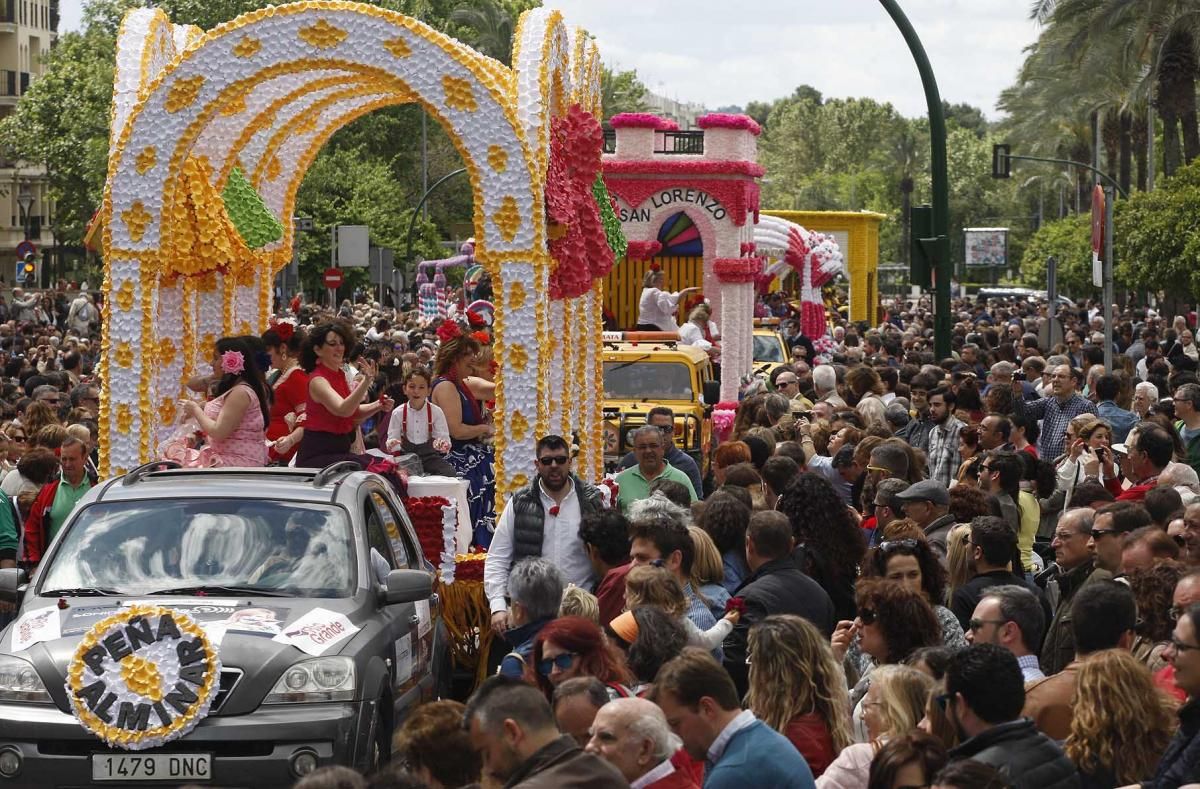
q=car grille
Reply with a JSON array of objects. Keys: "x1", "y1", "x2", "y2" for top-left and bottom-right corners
[{"x1": 211, "y1": 667, "x2": 243, "y2": 714}]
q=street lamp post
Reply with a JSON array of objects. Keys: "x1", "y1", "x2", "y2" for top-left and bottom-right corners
[{"x1": 16, "y1": 184, "x2": 33, "y2": 242}]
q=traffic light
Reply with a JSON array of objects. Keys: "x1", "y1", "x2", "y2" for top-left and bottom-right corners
[
  {"x1": 992, "y1": 144, "x2": 1011, "y2": 179},
  {"x1": 910, "y1": 204, "x2": 933, "y2": 289},
  {"x1": 15, "y1": 252, "x2": 36, "y2": 286}
]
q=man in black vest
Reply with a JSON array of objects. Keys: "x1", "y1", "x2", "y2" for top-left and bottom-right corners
[{"x1": 484, "y1": 435, "x2": 602, "y2": 636}]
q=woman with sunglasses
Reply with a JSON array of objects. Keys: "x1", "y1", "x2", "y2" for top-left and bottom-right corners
[
  {"x1": 846, "y1": 535, "x2": 967, "y2": 680},
  {"x1": 832, "y1": 579, "x2": 942, "y2": 743},
  {"x1": 524, "y1": 615, "x2": 634, "y2": 701}
]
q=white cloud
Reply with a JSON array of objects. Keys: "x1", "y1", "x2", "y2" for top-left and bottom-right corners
[{"x1": 59, "y1": 0, "x2": 1038, "y2": 119}]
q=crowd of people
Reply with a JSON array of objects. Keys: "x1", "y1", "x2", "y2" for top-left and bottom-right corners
[{"x1": 9, "y1": 278, "x2": 1200, "y2": 788}]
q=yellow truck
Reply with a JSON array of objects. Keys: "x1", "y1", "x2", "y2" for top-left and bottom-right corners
[
  {"x1": 601, "y1": 332, "x2": 719, "y2": 476},
  {"x1": 752, "y1": 318, "x2": 791, "y2": 378}
]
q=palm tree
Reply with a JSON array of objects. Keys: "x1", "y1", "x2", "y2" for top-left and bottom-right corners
[
  {"x1": 1044, "y1": 0, "x2": 1200, "y2": 177},
  {"x1": 450, "y1": 0, "x2": 514, "y2": 66}
]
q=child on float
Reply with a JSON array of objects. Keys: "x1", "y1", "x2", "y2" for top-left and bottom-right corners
[{"x1": 385, "y1": 366, "x2": 456, "y2": 477}]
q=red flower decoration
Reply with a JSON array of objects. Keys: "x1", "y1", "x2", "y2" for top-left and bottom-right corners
[
  {"x1": 466, "y1": 309, "x2": 486, "y2": 328},
  {"x1": 271, "y1": 321, "x2": 294, "y2": 342},
  {"x1": 470, "y1": 330, "x2": 491, "y2": 345},
  {"x1": 546, "y1": 104, "x2": 612, "y2": 300},
  {"x1": 435, "y1": 319, "x2": 462, "y2": 343},
  {"x1": 724, "y1": 596, "x2": 746, "y2": 615},
  {"x1": 548, "y1": 505, "x2": 560, "y2": 517},
  {"x1": 649, "y1": 262, "x2": 662, "y2": 272}
]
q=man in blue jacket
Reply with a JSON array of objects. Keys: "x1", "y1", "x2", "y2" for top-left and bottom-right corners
[{"x1": 653, "y1": 647, "x2": 815, "y2": 788}]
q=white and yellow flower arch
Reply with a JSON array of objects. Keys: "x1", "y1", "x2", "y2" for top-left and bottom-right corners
[{"x1": 99, "y1": 2, "x2": 605, "y2": 495}]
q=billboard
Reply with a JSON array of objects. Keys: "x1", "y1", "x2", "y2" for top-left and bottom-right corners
[{"x1": 964, "y1": 227, "x2": 1008, "y2": 268}]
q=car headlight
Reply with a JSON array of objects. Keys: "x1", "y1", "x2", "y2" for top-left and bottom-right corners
[
  {"x1": 0, "y1": 655, "x2": 51, "y2": 704},
  {"x1": 263, "y1": 657, "x2": 355, "y2": 704}
]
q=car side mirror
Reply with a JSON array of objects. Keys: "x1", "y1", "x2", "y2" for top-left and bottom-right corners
[
  {"x1": 0, "y1": 568, "x2": 26, "y2": 604},
  {"x1": 702, "y1": 380, "x2": 721, "y2": 406},
  {"x1": 382, "y1": 569, "x2": 432, "y2": 606}
]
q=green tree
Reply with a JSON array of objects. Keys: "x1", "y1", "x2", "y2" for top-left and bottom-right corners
[
  {"x1": 600, "y1": 66, "x2": 648, "y2": 117},
  {"x1": 1115, "y1": 157, "x2": 1200, "y2": 295},
  {"x1": 451, "y1": 0, "x2": 515, "y2": 65},
  {"x1": 1019, "y1": 213, "x2": 1094, "y2": 295}
]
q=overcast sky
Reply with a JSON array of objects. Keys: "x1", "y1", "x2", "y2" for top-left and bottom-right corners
[{"x1": 61, "y1": 0, "x2": 1039, "y2": 119}]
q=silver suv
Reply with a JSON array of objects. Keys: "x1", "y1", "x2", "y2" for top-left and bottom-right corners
[{"x1": 0, "y1": 461, "x2": 448, "y2": 788}]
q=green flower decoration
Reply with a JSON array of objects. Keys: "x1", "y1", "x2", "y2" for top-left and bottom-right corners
[
  {"x1": 222, "y1": 167, "x2": 284, "y2": 250},
  {"x1": 592, "y1": 173, "x2": 626, "y2": 260}
]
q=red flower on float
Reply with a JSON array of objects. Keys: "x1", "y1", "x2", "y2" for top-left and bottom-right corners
[
  {"x1": 466, "y1": 309, "x2": 486, "y2": 328},
  {"x1": 435, "y1": 319, "x2": 462, "y2": 343},
  {"x1": 546, "y1": 104, "x2": 613, "y2": 299}
]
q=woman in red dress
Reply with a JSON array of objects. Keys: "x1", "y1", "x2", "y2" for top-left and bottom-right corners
[{"x1": 262, "y1": 323, "x2": 308, "y2": 464}]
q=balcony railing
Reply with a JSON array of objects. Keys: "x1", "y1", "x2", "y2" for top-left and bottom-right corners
[{"x1": 655, "y1": 131, "x2": 704, "y2": 155}]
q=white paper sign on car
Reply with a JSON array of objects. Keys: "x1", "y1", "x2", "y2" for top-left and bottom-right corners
[
  {"x1": 11, "y1": 608, "x2": 59, "y2": 651},
  {"x1": 273, "y1": 608, "x2": 359, "y2": 656},
  {"x1": 415, "y1": 599, "x2": 431, "y2": 638}
]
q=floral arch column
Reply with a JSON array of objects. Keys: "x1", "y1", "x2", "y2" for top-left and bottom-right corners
[{"x1": 99, "y1": 2, "x2": 563, "y2": 481}]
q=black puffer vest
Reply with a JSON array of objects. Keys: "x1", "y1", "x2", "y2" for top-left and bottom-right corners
[{"x1": 511, "y1": 476, "x2": 602, "y2": 564}]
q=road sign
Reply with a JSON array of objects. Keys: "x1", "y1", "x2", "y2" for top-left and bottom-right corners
[
  {"x1": 323, "y1": 267, "x2": 344, "y2": 289},
  {"x1": 14, "y1": 241, "x2": 35, "y2": 261},
  {"x1": 336, "y1": 225, "x2": 369, "y2": 267}
]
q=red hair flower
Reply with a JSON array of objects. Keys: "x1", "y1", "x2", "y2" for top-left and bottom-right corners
[
  {"x1": 271, "y1": 321, "x2": 294, "y2": 342},
  {"x1": 470, "y1": 330, "x2": 491, "y2": 345},
  {"x1": 649, "y1": 262, "x2": 662, "y2": 272},
  {"x1": 435, "y1": 319, "x2": 462, "y2": 343},
  {"x1": 466, "y1": 309, "x2": 486, "y2": 328}
]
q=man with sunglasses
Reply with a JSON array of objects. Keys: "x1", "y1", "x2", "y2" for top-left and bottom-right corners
[
  {"x1": 484, "y1": 435, "x2": 602, "y2": 636},
  {"x1": 966, "y1": 585, "x2": 1045, "y2": 682}
]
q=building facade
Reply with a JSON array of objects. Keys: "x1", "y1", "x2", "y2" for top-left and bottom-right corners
[{"x1": 0, "y1": 0, "x2": 56, "y2": 282}]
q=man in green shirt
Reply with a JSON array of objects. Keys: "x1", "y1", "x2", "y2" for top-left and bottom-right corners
[
  {"x1": 615, "y1": 425, "x2": 697, "y2": 511},
  {"x1": 47, "y1": 438, "x2": 92, "y2": 542},
  {"x1": 24, "y1": 437, "x2": 94, "y2": 565}
]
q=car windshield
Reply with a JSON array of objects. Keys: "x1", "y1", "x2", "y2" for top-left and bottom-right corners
[
  {"x1": 604, "y1": 361, "x2": 693, "y2": 401},
  {"x1": 39, "y1": 500, "x2": 355, "y2": 598},
  {"x1": 753, "y1": 335, "x2": 785, "y2": 362}
]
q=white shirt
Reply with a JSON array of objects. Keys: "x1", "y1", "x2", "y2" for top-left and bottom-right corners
[
  {"x1": 638, "y1": 287, "x2": 681, "y2": 332},
  {"x1": 385, "y1": 401, "x2": 449, "y2": 450},
  {"x1": 679, "y1": 320, "x2": 719, "y2": 351},
  {"x1": 631, "y1": 759, "x2": 678, "y2": 789},
  {"x1": 484, "y1": 479, "x2": 594, "y2": 613}
]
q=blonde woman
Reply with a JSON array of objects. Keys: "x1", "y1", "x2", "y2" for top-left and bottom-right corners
[
  {"x1": 817, "y1": 664, "x2": 933, "y2": 789},
  {"x1": 687, "y1": 525, "x2": 732, "y2": 618},
  {"x1": 746, "y1": 615, "x2": 853, "y2": 777},
  {"x1": 1065, "y1": 649, "x2": 1174, "y2": 787},
  {"x1": 679, "y1": 302, "x2": 720, "y2": 358},
  {"x1": 944, "y1": 524, "x2": 973, "y2": 606}
]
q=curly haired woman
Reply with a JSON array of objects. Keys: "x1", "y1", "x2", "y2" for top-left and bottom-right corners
[
  {"x1": 746, "y1": 615, "x2": 853, "y2": 777},
  {"x1": 1064, "y1": 648, "x2": 1174, "y2": 788},
  {"x1": 777, "y1": 472, "x2": 867, "y2": 621},
  {"x1": 1128, "y1": 560, "x2": 1187, "y2": 673}
]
